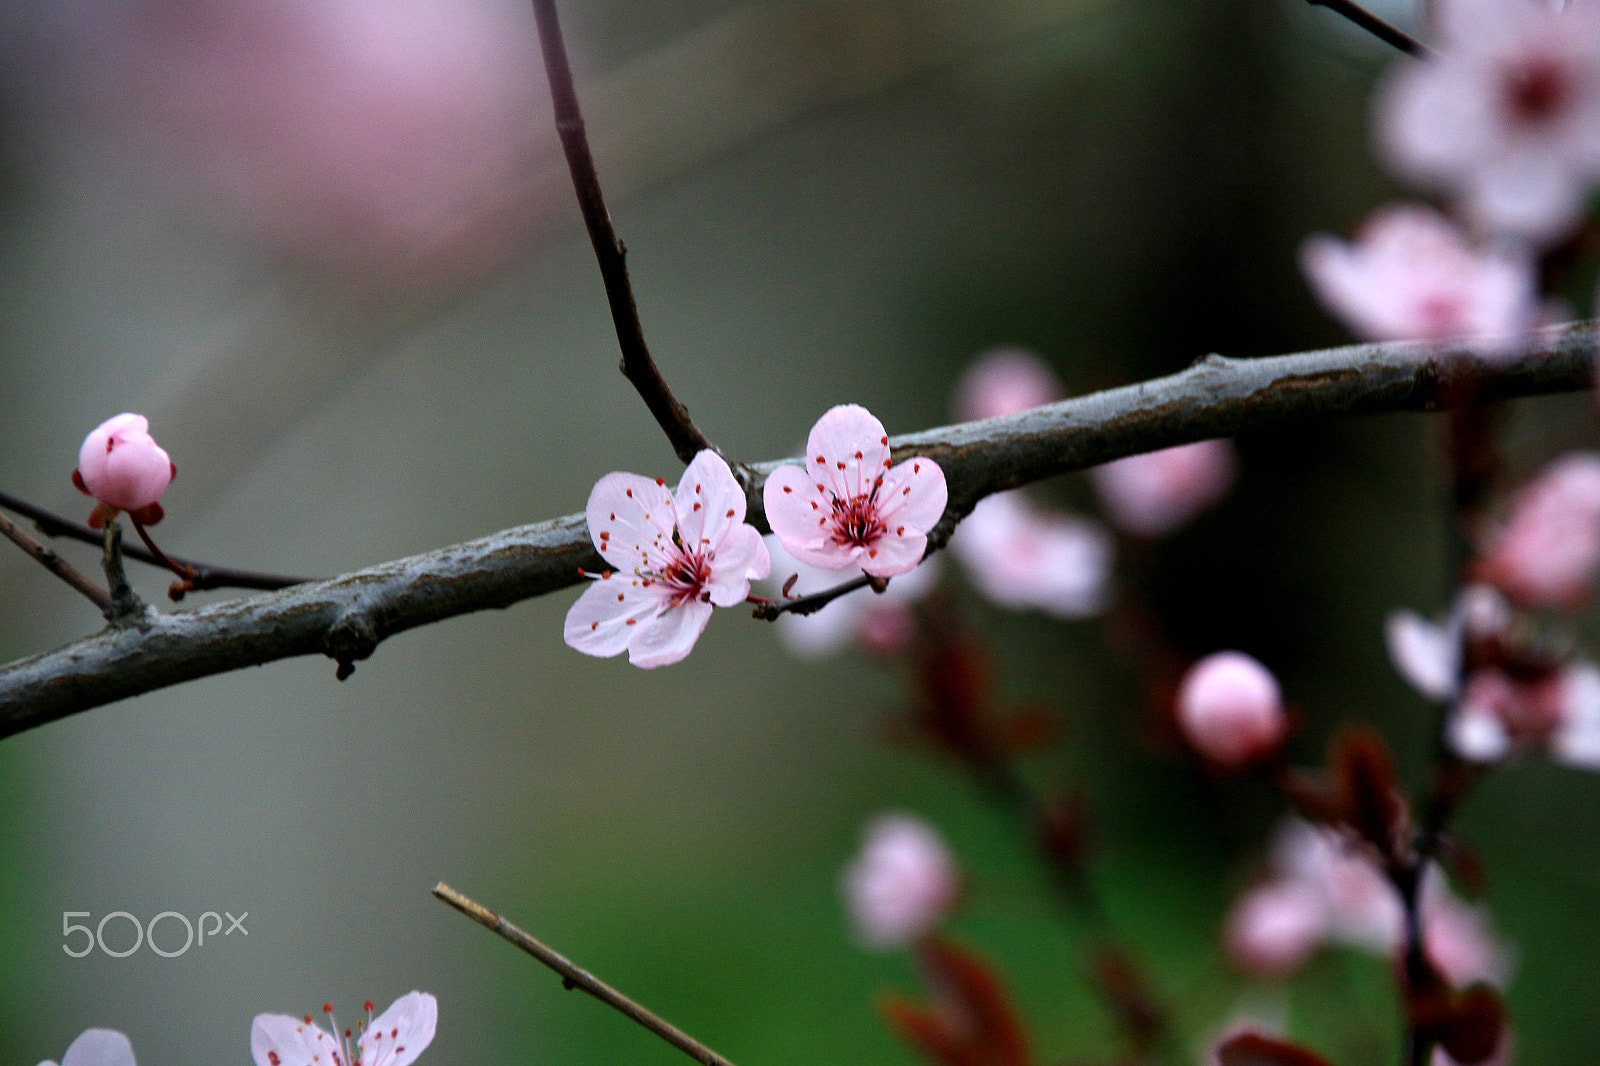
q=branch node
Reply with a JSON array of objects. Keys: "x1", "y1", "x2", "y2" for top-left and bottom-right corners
[
  {"x1": 325, "y1": 610, "x2": 379, "y2": 681},
  {"x1": 101, "y1": 522, "x2": 154, "y2": 628}
]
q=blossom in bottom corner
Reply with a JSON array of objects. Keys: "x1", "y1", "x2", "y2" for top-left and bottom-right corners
[
  {"x1": 949, "y1": 491, "x2": 1112, "y2": 618},
  {"x1": 842, "y1": 812, "x2": 960, "y2": 948},
  {"x1": 38, "y1": 1029, "x2": 135, "y2": 1066},
  {"x1": 252, "y1": 992, "x2": 436, "y2": 1066},
  {"x1": 565, "y1": 450, "x2": 770, "y2": 669}
]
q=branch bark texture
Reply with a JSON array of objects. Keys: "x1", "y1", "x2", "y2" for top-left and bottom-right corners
[{"x1": 1, "y1": 323, "x2": 1594, "y2": 737}]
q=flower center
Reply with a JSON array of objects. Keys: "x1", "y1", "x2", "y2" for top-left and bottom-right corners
[
  {"x1": 830, "y1": 487, "x2": 888, "y2": 548},
  {"x1": 1504, "y1": 55, "x2": 1570, "y2": 124}
]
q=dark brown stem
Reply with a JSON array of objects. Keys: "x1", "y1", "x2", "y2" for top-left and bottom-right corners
[
  {"x1": 529, "y1": 0, "x2": 715, "y2": 465},
  {"x1": 1304, "y1": 0, "x2": 1431, "y2": 57},
  {"x1": 0, "y1": 490, "x2": 313, "y2": 595},
  {"x1": 433, "y1": 882, "x2": 740, "y2": 1066},
  {"x1": 750, "y1": 573, "x2": 886, "y2": 621},
  {"x1": 131, "y1": 520, "x2": 198, "y2": 584},
  {"x1": 0, "y1": 510, "x2": 111, "y2": 612}
]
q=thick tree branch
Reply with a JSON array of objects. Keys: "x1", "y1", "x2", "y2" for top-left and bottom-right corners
[
  {"x1": 0, "y1": 323, "x2": 1594, "y2": 737},
  {"x1": 531, "y1": 0, "x2": 716, "y2": 465},
  {"x1": 0, "y1": 490, "x2": 313, "y2": 595},
  {"x1": 433, "y1": 882, "x2": 741, "y2": 1066}
]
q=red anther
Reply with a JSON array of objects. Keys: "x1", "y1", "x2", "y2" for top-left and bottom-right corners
[
  {"x1": 304, "y1": 1015, "x2": 312, "y2": 1025},
  {"x1": 323, "y1": 1003, "x2": 334, "y2": 1014},
  {"x1": 693, "y1": 502, "x2": 701, "y2": 511},
  {"x1": 837, "y1": 461, "x2": 847, "y2": 469},
  {"x1": 626, "y1": 488, "x2": 633, "y2": 497},
  {"x1": 364, "y1": 1000, "x2": 375, "y2": 1012},
  {"x1": 855, "y1": 450, "x2": 863, "y2": 459},
  {"x1": 880, "y1": 435, "x2": 888, "y2": 445},
  {"x1": 655, "y1": 476, "x2": 666, "y2": 486},
  {"x1": 725, "y1": 509, "x2": 735, "y2": 517}
]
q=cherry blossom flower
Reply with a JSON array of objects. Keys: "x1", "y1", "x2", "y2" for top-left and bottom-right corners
[
  {"x1": 252, "y1": 993, "x2": 436, "y2": 1066},
  {"x1": 1227, "y1": 820, "x2": 1509, "y2": 984},
  {"x1": 1475, "y1": 451, "x2": 1600, "y2": 606},
  {"x1": 948, "y1": 491, "x2": 1112, "y2": 618},
  {"x1": 565, "y1": 451, "x2": 770, "y2": 669},
  {"x1": 1300, "y1": 204, "x2": 1537, "y2": 350},
  {"x1": 764, "y1": 405, "x2": 947, "y2": 578},
  {"x1": 1376, "y1": 0, "x2": 1600, "y2": 245},
  {"x1": 953, "y1": 347, "x2": 1063, "y2": 422},
  {"x1": 842, "y1": 812, "x2": 960, "y2": 947},
  {"x1": 1176, "y1": 652, "x2": 1288, "y2": 768},
  {"x1": 37, "y1": 1029, "x2": 135, "y2": 1066},
  {"x1": 72, "y1": 413, "x2": 175, "y2": 529},
  {"x1": 1089, "y1": 440, "x2": 1236, "y2": 538},
  {"x1": 759, "y1": 535, "x2": 941, "y2": 657}
]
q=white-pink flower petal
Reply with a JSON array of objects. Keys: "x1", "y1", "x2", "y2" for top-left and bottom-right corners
[
  {"x1": 359, "y1": 992, "x2": 438, "y2": 1066},
  {"x1": 250, "y1": 1013, "x2": 341, "y2": 1066}
]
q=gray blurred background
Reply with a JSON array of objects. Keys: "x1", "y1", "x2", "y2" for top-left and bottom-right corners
[{"x1": 3, "y1": 0, "x2": 1600, "y2": 1062}]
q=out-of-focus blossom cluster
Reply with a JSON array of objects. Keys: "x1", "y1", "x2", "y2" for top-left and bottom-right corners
[
  {"x1": 1302, "y1": 0, "x2": 1600, "y2": 352},
  {"x1": 1227, "y1": 818, "x2": 1510, "y2": 988},
  {"x1": 1475, "y1": 451, "x2": 1600, "y2": 607},
  {"x1": 1388, "y1": 583, "x2": 1600, "y2": 768}
]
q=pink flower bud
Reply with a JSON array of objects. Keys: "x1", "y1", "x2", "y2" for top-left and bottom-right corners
[
  {"x1": 1176, "y1": 651, "x2": 1287, "y2": 767},
  {"x1": 73, "y1": 413, "x2": 175, "y2": 527},
  {"x1": 841, "y1": 813, "x2": 959, "y2": 948}
]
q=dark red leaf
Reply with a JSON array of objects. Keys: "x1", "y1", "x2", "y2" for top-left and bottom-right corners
[
  {"x1": 1331, "y1": 727, "x2": 1410, "y2": 862},
  {"x1": 1215, "y1": 1032, "x2": 1335, "y2": 1066}
]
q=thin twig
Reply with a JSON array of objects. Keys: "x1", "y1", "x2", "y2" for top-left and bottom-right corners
[
  {"x1": 750, "y1": 573, "x2": 884, "y2": 620},
  {"x1": 0, "y1": 490, "x2": 313, "y2": 596},
  {"x1": 529, "y1": 0, "x2": 715, "y2": 465},
  {"x1": 432, "y1": 882, "x2": 740, "y2": 1066},
  {"x1": 0, "y1": 510, "x2": 111, "y2": 612},
  {"x1": 0, "y1": 324, "x2": 1595, "y2": 736},
  {"x1": 1305, "y1": 0, "x2": 1432, "y2": 57}
]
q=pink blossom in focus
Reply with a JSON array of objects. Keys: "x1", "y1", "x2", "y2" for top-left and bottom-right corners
[
  {"x1": 765, "y1": 405, "x2": 948, "y2": 578},
  {"x1": 73, "y1": 413, "x2": 175, "y2": 528},
  {"x1": 565, "y1": 451, "x2": 770, "y2": 669},
  {"x1": 1300, "y1": 204, "x2": 1537, "y2": 350},
  {"x1": 1090, "y1": 440, "x2": 1236, "y2": 537},
  {"x1": 1376, "y1": 0, "x2": 1600, "y2": 245},
  {"x1": 37, "y1": 1029, "x2": 135, "y2": 1066},
  {"x1": 949, "y1": 491, "x2": 1112, "y2": 619},
  {"x1": 252, "y1": 993, "x2": 437, "y2": 1066},
  {"x1": 1176, "y1": 651, "x2": 1287, "y2": 768},
  {"x1": 842, "y1": 812, "x2": 960, "y2": 947},
  {"x1": 760, "y1": 534, "x2": 942, "y2": 658},
  {"x1": 953, "y1": 347, "x2": 1063, "y2": 422},
  {"x1": 1477, "y1": 451, "x2": 1600, "y2": 606}
]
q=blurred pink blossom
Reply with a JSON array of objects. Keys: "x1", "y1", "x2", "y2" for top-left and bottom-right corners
[
  {"x1": 564, "y1": 451, "x2": 770, "y2": 669},
  {"x1": 81, "y1": 0, "x2": 538, "y2": 264},
  {"x1": 1090, "y1": 440, "x2": 1236, "y2": 537},
  {"x1": 949, "y1": 491, "x2": 1112, "y2": 619},
  {"x1": 73, "y1": 412, "x2": 174, "y2": 528},
  {"x1": 38, "y1": 1029, "x2": 135, "y2": 1066},
  {"x1": 953, "y1": 348, "x2": 1063, "y2": 422},
  {"x1": 765, "y1": 405, "x2": 947, "y2": 578},
  {"x1": 1376, "y1": 0, "x2": 1600, "y2": 245},
  {"x1": 760, "y1": 534, "x2": 941, "y2": 658},
  {"x1": 1476, "y1": 451, "x2": 1600, "y2": 606},
  {"x1": 1175, "y1": 651, "x2": 1287, "y2": 768},
  {"x1": 1227, "y1": 819, "x2": 1510, "y2": 985},
  {"x1": 1300, "y1": 204, "x2": 1537, "y2": 350},
  {"x1": 842, "y1": 812, "x2": 959, "y2": 948}
]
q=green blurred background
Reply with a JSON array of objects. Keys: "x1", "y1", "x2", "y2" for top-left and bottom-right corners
[{"x1": 1, "y1": 0, "x2": 1598, "y2": 1062}]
